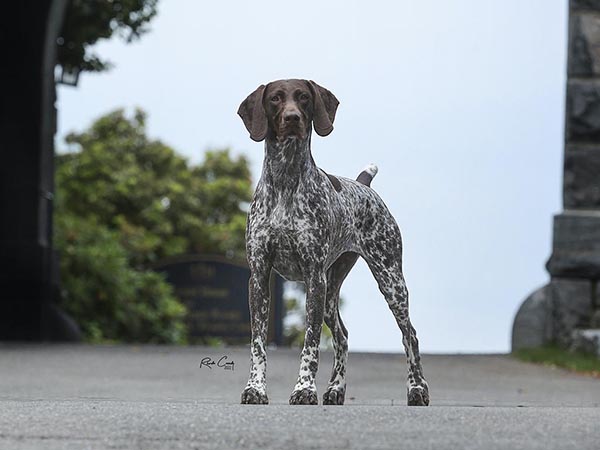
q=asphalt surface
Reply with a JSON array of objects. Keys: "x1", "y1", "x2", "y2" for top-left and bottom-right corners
[{"x1": 0, "y1": 344, "x2": 599, "y2": 449}]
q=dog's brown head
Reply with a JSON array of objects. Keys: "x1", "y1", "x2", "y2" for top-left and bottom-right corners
[{"x1": 238, "y1": 79, "x2": 339, "y2": 143}]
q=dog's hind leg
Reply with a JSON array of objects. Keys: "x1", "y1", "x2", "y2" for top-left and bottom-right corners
[
  {"x1": 360, "y1": 225, "x2": 429, "y2": 406},
  {"x1": 322, "y1": 252, "x2": 358, "y2": 405}
]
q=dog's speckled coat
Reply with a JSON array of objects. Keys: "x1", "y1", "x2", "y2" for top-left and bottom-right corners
[{"x1": 238, "y1": 79, "x2": 429, "y2": 406}]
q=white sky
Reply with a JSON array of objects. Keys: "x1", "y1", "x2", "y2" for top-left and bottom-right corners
[{"x1": 57, "y1": 0, "x2": 568, "y2": 353}]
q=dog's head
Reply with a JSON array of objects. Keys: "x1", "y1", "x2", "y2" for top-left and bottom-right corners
[{"x1": 238, "y1": 79, "x2": 339, "y2": 143}]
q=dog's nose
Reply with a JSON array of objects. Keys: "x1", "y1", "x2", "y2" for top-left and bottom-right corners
[{"x1": 284, "y1": 112, "x2": 301, "y2": 123}]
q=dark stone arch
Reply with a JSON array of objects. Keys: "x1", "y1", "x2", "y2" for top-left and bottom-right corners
[{"x1": 0, "y1": 0, "x2": 79, "y2": 340}]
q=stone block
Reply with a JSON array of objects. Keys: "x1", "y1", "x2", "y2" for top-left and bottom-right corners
[
  {"x1": 591, "y1": 309, "x2": 600, "y2": 327},
  {"x1": 564, "y1": 146, "x2": 600, "y2": 208},
  {"x1": 512, "y1": 285, "x2": 553, "y2": 350},
  {"x1": 546, "y1": 212, "x2": 600, "y2": 278},
  {"x1": 550, "y1": 278, "x2": 593, "y2": 347},
  {"x1": 570, "y1": 328, "x2": 600, "y2": 356},
  {"x1": 572, "y1": 0, "x2": 600, "y2": 10},
  {"x1": 569, "y1": 14, "x2": 600, "y2": 75},
  {"x1": 566, "y1": 80, "x2": 600, "y2": 142}
]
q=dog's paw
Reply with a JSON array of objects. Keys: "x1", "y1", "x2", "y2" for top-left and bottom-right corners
[
  {"x1": 289, "y1": 388, "x2": 318, "y2": 405},
  {"x1": 241, "y1": 386, "x2": 269, "y2": 405},
  {"x1": 322, "y1": 387, "x2": 345, "y2": 405},
  {"x1": 407, "y1": 385, "x2": 429, "y2": 406}
]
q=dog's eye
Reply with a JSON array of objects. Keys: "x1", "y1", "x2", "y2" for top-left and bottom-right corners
[
  {"x1": 300, "y1": 93, "x2": 309, "y2": 101},
  {"x1": 271, "y1": 95, "x2": 280, "y2": 102}
]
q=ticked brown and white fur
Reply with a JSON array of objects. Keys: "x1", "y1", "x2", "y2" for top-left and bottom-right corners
[{"x1": 238, "y1": 79, "x2": 429, "y2": 406}]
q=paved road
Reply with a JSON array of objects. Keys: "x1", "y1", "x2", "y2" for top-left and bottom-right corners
[{"x1": 0, "y1": 344, "x2": 599, "y2": 449}]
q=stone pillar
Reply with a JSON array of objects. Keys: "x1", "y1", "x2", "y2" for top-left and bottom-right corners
[{"x1": 512, "y1": 0, "x2": 600, "y2": 351}]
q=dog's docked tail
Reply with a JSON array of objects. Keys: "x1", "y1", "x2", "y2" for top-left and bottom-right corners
[{"x1": 356, "y1": 163, "x2": 378, "y2": 187}]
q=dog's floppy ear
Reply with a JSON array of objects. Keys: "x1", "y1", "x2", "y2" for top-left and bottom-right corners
[
  {"x1": 308, "y1": 80, "x2": 340, "y2": 137},
  {"x1": 238, "y1": 84, "x2": 268, "y2": 142}
]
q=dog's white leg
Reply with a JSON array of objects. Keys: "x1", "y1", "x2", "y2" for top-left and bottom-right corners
[
  {"x1": 385, "y1": 276, "x2": 429, "y2": 406},
  {"x1": 323, "y1": 306, "x2": 348, "y2": 405},
  {"x1": 240, "y1": 267, "x2": 272, "y2": 405},
  {"x1": 321, "y1": 252, "x2": 357, "y2": 405},
  {"x1": 289, "y1": 272, "x2": 327, "y2": 405},
  {"x1": 366, "y1": 258, "x2": 429, "y2": 406},
  {"x1": 359, "y1": 218, "x2": 429, "y2": 406}
]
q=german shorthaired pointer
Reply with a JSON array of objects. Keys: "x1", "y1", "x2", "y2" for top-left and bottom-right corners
[{"x1": 237, "y1": 79, "x2": 429, "y2": 406}]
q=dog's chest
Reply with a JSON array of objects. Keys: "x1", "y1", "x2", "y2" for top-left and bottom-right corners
[
  {"x1": 267, "y1": 193, "x2": 321, "y2": 249},
  {"x1": 263, "y1": 184, "x2": 325, "y2": 232},
  {"x1": 256, "y1": 190, "x2": 328, "y2": 281}
]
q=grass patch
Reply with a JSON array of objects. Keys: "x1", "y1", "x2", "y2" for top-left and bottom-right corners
[{"x1": 513, "y1": 345, "x2": 600, "y2": 378}]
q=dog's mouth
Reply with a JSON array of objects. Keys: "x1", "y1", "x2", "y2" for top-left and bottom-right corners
[{"x1": 278, "y1": 123, "x2": 307, "y2": 141}]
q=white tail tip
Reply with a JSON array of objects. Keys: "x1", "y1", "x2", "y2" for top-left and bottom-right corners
[{"x1": 365, "y1": 163, "x2": 378, "y2": 177}]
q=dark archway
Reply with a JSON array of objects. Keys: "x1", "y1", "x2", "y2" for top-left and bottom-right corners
[{"x1": 0, "y1": 0, "x2": 77, "y2": 340}]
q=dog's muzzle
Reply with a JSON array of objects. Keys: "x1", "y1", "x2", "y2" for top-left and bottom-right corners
[{"x1": 278, "y1": 111, "x2": 306, "y2": 139}]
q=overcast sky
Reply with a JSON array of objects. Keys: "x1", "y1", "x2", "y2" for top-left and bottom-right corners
[{"x1": 57, "y1": 0, "x2": 568, "y2": 353}]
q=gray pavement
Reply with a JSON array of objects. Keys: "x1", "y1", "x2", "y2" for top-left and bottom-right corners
[{"x1": 0, "y1": 344, "x2": 599, "y2": 449}]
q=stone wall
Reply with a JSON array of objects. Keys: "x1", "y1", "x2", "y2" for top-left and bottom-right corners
[{"x1": 512, "y1": 1, "x2": 600, "y2": 351}]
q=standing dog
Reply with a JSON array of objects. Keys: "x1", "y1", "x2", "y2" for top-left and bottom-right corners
[{"x1": 238, "y1": 79, "x2": 429, "y2": 406}]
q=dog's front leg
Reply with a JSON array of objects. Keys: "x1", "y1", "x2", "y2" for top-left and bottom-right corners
[
  {"x1": 241, "y1": 266, "x2": 272, "y2": 405},
  {"x1": 289, "y1": 272, "x2": 326, "y2": 405}
]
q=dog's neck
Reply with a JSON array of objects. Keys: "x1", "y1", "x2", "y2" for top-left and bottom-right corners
[{"x1": 260, "y1": 134, "x2": 319, "y2": 195}]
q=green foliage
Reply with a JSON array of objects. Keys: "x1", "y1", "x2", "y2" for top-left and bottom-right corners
[
  {"x1": 57, "y1": 109, "x2": 252, "y2": 266},
  {"x1": 513, "y1": 345, "x2": 600, "y2": 378},
  {"x1": 54, "y1": 108, "x2": 253, "y2": 343},
  {"x1": 55, "y1": 213, "x2": 186, "y2": 343},
  {"x1": 57, "y1": 0, "x2": 159, "y2": 74}
]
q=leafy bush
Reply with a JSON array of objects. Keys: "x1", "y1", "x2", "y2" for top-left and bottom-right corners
[
  {"x1": 55, "y1": 214, "x2": 186, "y2": 343},
  {"x1": 54, "y1": 109, "x2": 252, "y2": 343}
]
